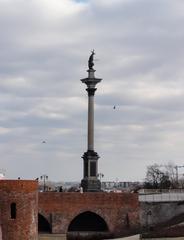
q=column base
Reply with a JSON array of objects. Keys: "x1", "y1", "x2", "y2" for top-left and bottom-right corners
[
  {"x1": 81, "y1": 178, "x2": 101, "y2": 192},
  {"x1": 81, "y1": 150, "x2": 101, "y2": 192}
]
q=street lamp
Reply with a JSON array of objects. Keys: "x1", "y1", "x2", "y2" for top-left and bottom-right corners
[
  {"x1": 40, "y1": 174, "x2": 48, "y2": 192},
  {"x1": 97, "y1": 173, "x2": 104, "y2": 182}
]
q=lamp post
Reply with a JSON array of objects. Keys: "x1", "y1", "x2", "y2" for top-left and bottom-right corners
[
  {"x1": 98, "y1": 173, "x2": 104, "y2": 190},
  {"x1": 40, "y1": 174, "x2": 48, "y2": 192},
  {"x1": 97, "y1": 173, "x2": 104, "y2": 182}
]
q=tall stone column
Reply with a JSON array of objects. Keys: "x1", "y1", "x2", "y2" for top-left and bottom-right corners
[{"x1": 81, "y1": 52, "x2": 102, "y2": 192}]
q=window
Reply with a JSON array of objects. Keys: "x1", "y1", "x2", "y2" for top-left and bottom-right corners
[{"x1": 10, "y1": 203, "x2": 16, "y2": 219}]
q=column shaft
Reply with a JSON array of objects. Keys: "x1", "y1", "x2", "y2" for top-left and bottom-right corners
[{"x1": 88, "y1": 95, "x2": 94, "y2": 151}]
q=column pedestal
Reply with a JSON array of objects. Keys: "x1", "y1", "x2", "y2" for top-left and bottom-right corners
[{"x1": 81, "y1": 150, "x2": 101, "y2": 192}]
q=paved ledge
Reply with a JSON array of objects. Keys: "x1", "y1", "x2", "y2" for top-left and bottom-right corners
[
  {"x1": 39, "y1": 234, "x2": 66, "y2": 240},
  {"x1": 110, "y1": 235, "x2": 184, "y2": 239},
  {"x1": 109, "y1": 235, "x2": 140, "y2": 240}
]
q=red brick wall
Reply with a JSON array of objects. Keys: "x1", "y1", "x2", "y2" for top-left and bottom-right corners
[
  {"x1": 39, "y1": 192, "x2": 140, "y2": 237},
  {"x1": 0, "y1": 180, "x2": 38, "y2": 240}
]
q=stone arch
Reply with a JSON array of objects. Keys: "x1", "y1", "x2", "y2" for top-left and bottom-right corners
[
  {"x1": 68, "y1": 211, "x2": 109, "y2": 232},
  {"x1": 38, "y1": 213, "x2": 51, "y2": 233}
]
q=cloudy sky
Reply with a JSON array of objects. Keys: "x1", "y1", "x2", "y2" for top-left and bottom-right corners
[{"x1": 1, "y1": 0, "x2": 184, "y2": 182}]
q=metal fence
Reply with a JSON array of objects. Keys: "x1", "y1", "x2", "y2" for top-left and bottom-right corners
[{"x1": 139, "y1": 189, "x2": 184, "y2": 202}]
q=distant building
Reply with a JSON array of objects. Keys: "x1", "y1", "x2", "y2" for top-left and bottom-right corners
[{"x1": 101, "y1": 181, "x2": 142, "y2": 192}]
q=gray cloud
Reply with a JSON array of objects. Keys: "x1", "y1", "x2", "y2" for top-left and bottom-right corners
[{"x1": 0, "y1": 0, "x2": 184, "y2": 181}]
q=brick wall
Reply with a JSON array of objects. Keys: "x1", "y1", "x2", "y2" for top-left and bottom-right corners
[
  {"x1": 39, "y1": 192, "x2": 140, "y2": 237},
  {"x1": 0, "y1": 180, "x2": 38, "y2": 240}
]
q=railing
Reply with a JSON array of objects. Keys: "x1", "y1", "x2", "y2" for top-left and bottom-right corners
[{"x1": 139, "y1": 189, "x2": 184, "y2": 202}]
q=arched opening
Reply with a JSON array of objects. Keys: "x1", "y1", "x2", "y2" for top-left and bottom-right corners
[
  {"x1": 68, "y1": 211, "x2": 108, "y2": 232},
  {"x1": 38, "y1": 214, "x2": 51, "y2": 233},
  {"x1": 10, "y1": 203, "x2": 16, "y2": 219}
]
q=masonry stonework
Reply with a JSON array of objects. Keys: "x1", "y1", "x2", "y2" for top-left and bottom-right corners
[
  {"x1": 38, "y1": 192, "x2": 140, "y2": 238},
  {"x1": 140, "y1": 201, "x2": 184, "y2": 228},
  {"x1": 0, "y1": 181, "x2": 140, "y2": 239},
  {"x1": 0, "y1": 180, "x2": 38, "y2": 240}
]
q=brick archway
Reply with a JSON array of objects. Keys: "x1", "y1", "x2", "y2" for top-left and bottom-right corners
[
  {"x1": 68, "y1": 211, "x2": 109, "y2": 232},
  {"x1": 39, "y1": 192, "x2": 140, "y2": 236},
  {"x1": 38, "y1": 213, "x2": 51, "y2": 233}
]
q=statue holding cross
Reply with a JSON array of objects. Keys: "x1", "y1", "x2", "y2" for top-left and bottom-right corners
[{"x1": 88, "y1": 50, "x2": 95, "y2": 70}]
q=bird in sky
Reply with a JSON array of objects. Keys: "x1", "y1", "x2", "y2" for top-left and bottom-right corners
[
  {"x1": 113, "y1": 106, "x2": 116, "y2": 109},
  {"x1": 42, "y1": 141, "x2": 46, "y2": 143}
]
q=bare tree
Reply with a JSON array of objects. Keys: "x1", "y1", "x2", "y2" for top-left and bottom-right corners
[
  {"x1": 165, "y1": 162, "x2": 177, "y2": 188},
  {"x1": 144, "y1": 164, "x2": 171, "y2": 189}
]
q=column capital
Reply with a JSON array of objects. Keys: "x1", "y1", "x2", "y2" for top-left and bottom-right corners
[
  {"x1": 82, "y1": 150, "x2": 100, "y2": 160},
  {"x1": 86, "y1": 88, "x2": 96, "y2": 96}
]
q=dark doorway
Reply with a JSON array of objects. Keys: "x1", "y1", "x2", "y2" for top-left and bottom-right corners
[
  {"x1": 38, "y1": 214, "x2": 51, "y2": 233},
  {"x1": 68, "y1": 211, "x2": 108, "y2": 232}
]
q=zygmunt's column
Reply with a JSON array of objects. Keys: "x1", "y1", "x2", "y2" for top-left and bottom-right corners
[{"x1": 81, "y1": 51, "x2": 102, "y2": 192}]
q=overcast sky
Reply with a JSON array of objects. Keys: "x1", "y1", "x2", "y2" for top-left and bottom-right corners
[{"x1": 1, "y1": 0, "x2": 184, "y2": 182}]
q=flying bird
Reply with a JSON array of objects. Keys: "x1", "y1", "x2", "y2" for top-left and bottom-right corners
[
  {"x1": 113, "y1": 106, "x2": 116, "y2": 109},
  {"x1": 42, "y1": 141, "x2": 46, "y2": 143}
]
